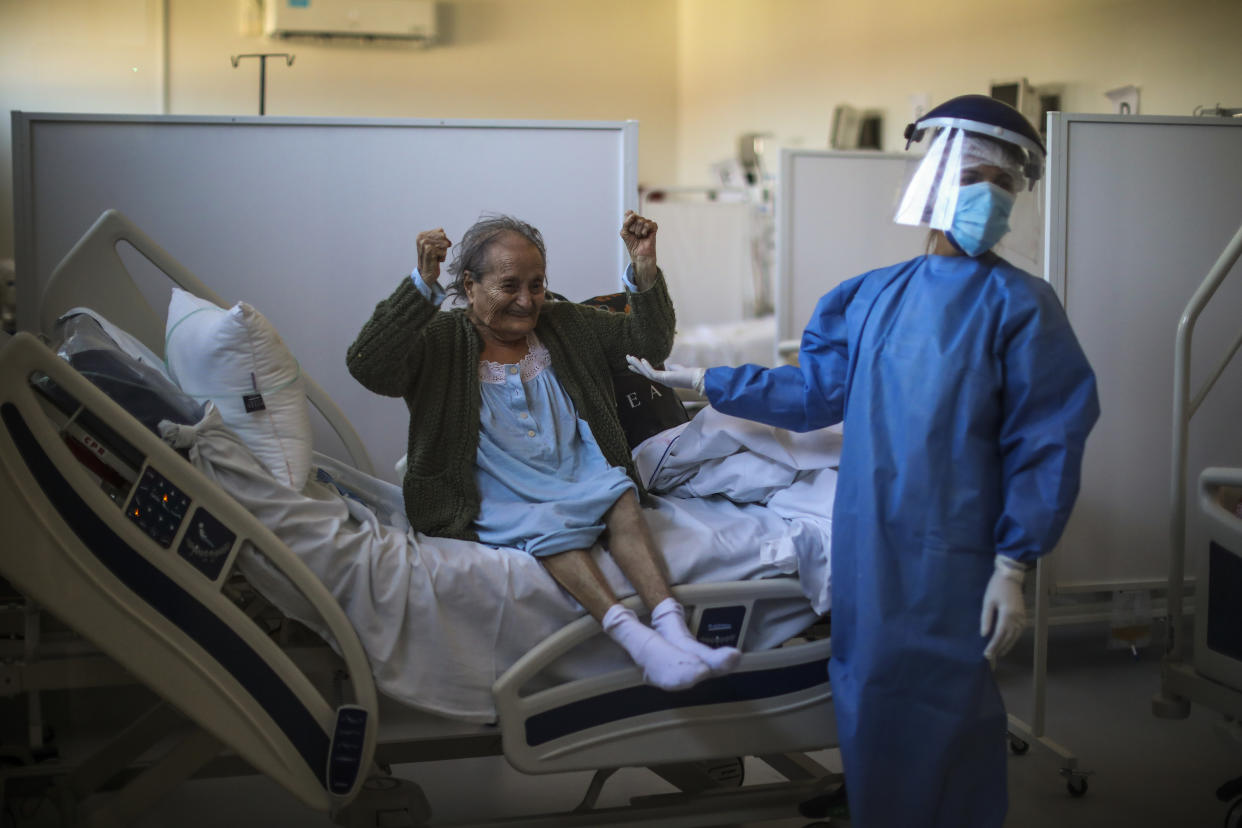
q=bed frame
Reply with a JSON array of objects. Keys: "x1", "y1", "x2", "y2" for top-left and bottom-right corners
[
  {"x1": 0, "y1": 211, "x2": 840, "y2": 826},
  {"x1": 1155, "y1": 220, "x2": 1242, "y2": 723}
]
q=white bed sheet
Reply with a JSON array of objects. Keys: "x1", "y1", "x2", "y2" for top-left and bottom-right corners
[
  {"x1": 636, "y1": 406, "x2": 840, "y2": 615},
  {"x1": 163, "y1": 406, "x2": 836, "y2": 723}
]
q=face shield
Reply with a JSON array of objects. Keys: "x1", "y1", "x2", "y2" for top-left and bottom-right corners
[
  {"x1": 894, "y1": 129, "x2": 1026, "y2": 231},
  {"x1": 895, "y1": 127, "x2": 1045, "y2": 264}
]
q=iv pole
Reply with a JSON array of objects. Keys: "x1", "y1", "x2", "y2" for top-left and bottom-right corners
[{"x1": 230, "y1": 53, "x2": 295, "y2": 115}]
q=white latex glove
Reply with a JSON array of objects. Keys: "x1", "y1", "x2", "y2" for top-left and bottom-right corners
[
  {"x1": 625, "y1": 355, "x2": 706, "y2": 395},
  {"x1": 981, "y1": 555, "x2": 1028, "y2": 662}
]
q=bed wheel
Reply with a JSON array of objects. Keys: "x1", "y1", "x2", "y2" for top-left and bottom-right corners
[
  {"x1": 1007, "y1": 734, "x2": 1030, "y2": 755},
  {"x1": 1065, "y1": 774, "x2": 1088, "y2": 797}
]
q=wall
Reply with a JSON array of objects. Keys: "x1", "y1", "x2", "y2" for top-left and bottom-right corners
[
  {"x1": 4, "y1": 0, "x2": 1242, "y2": 260},
  {"x1": 1, "y1": 0, "x2": 166, "y2": 263},
  {"x1": 0, "y1": 0, "x2": 679, "y2": 263},
  {"x1": 675, "y1": 0, "x2": 1242, "y2": 185}
]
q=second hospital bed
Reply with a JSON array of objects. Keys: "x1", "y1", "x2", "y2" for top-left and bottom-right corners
[{"x1": 0, "y1": 210, "x2": 842, "y2": 826}]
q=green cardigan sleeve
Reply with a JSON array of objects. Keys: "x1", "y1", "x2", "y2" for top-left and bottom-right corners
[
  {"x1": 587, "y1": 269, "x2": 677, "y2": 370},
  {"x1": 345, "y1": 277, "x2": 440, "y2": 398}
]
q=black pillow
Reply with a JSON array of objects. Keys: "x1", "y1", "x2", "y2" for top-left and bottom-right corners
[
  {"x1": 54, "y1": 314, "x2": 205, "y2": 435},
  {"x1": 579, "y1": 292, "x2": 690, "y2": 448}
]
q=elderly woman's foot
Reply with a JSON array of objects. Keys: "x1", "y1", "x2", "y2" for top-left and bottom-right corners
[
  {"x1": 602, "y1": 604, "x2": 711, "y2": 691},
  {"x1": 651, "y1": 598, "x2": 742, "y2": 676}
]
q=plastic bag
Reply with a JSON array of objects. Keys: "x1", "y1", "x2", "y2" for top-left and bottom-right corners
[{"x1": 53, "y1": 313, "x2": 205, "y2": 434}]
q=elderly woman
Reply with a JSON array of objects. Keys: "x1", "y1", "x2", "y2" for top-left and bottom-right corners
[{"x1": 346, "y1": 211, "x2": 738, "y2": 691}]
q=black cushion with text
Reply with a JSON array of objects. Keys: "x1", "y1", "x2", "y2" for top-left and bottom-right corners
[{"x1": 578, "y1": 291, "x2": 690, "y2": 449}]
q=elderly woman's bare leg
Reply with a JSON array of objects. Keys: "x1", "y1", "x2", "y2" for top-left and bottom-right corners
[
  {"x1": 603, "y1": 490, "x2": 742, "y2": 675},
  {"x1": 541, "y1": 548, "x2": 710, "y2": 691},
  {"x1": 539, "y1": 548, "x2": 620, "y2": 622},
  {"x1": 599, "y1": 489, "x2": 672, "y2": 608}
]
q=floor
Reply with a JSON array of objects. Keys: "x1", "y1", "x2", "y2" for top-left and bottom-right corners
[
  {"x1": 739, "y1": 621, "x2": 1242, "y2": 828},
  {"x1": 4, "y1": 622, "x2": 1240, "y2": 828},
  {"x1": 995, "y1": 624, "x2": 1240, "y2": 828}
]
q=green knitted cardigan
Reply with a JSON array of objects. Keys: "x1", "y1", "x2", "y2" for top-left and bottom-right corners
[{"x1": 345, "y1": 273, "x2": 676, "y2": 541}]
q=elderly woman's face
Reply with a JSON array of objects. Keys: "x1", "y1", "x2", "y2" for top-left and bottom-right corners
[{"x1": 464, "y1": 231, "x2": 547, "y2": 342}]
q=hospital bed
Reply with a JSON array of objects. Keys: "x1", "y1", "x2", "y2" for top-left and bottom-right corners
[{"x1": 0, "y1": 210, "x2": 842, "y2": 827}]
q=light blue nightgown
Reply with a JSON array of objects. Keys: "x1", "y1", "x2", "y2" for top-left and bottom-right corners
[
  {"x1": 409, "y1": 270, "x2": 638, "y2": 557},
  {"x1": 470, "y1": 335, "x2": 634, "y2": 557}
]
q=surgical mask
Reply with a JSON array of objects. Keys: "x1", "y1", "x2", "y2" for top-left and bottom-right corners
[{"x1": 947, "y1": 181, "x2": 1015, "y2": 257}]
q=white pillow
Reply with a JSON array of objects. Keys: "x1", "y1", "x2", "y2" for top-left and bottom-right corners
[{"x1": 164, "y1": 287, "x2": 313, "y2": 490}]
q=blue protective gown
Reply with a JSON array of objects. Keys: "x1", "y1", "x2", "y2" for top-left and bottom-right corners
[{"x1": 704, "y1": 252, "x2": 1099, "y2": 828}]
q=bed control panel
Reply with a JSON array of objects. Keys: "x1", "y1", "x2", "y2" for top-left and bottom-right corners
[
  {"x1": 695, "y1": 605, "x2": 747, "y2": 649},
  {"x1": 178, "y1": 507, "x2": 236, "y2": 580},
  {"x1": 326, "y1": 704, "x2": 368, "y2": 796},
  {"x1": 125, "y1": 466, "x2": 190, "y2": 548}
]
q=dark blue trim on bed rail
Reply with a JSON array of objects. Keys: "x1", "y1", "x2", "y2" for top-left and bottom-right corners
[
  {"x1": 523, "y1": 657, "x2": 830, "y2": 747},
  {"x1": 1, "y1": 402, "x2": 330, "y2": 788}
]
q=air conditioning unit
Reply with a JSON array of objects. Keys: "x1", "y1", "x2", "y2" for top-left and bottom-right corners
[{"x1": 265, "y1": 0, "x2": 438, "y2": 42}]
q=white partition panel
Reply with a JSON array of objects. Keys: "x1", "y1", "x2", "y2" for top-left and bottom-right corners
[
  {"x1": 775, "y1": 150, "x2": 927, "y2": 354},
  {"x1": 638, "y1": 196, "x2": 755, "y2": 329},
  {"x1": 1046, "y1": 113, "x2": 1242, "y2": 590},
  {"x1": 12, "y1": 113, "x2": 638, "y2": 481}
]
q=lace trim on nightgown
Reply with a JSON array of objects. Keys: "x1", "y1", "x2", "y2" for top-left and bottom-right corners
[{"x1": 478, "y1": 334, "x2": 551, "y2": 384}]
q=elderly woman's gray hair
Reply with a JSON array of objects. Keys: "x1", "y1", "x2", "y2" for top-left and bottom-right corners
[{"x1": 446, "y1": 214, "x2": 547, "y2": 299}]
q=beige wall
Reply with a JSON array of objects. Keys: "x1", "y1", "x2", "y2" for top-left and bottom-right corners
[
  {"x1": 2, "y1": 0, "x2": 165, "y2": 261},
  {"x1": 676, "y1": 0, "x2": 1242, "y2": 184},
  {"x1": 167, "y1": 0, "x2": 678, "y2": 168},
  {"x1": 3, "y1": 0, "x2": 1242, "y2": 261}
]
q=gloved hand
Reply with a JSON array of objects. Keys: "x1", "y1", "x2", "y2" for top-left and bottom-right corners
[
  {"x1": 981, "y1": 555, "x2": 1028, "y2": 662},
  {"x1": 626, "y1": 355, "x2": 706, "y2": 395}
]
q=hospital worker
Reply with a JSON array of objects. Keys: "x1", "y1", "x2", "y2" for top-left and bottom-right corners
[
  {"x1": 629, "y1": 95, "x2": 1100, "y2": 826},
  {"x1": 347, "y1": 211, "x2": 739, "y2": 693}
]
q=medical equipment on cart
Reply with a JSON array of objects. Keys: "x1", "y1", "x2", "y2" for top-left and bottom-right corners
[{"x1": 0, "y1": 210, "x2": 841, "y2": 827}]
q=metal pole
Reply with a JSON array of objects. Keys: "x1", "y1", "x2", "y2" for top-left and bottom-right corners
[{"x1": 229, "y1": 53, "x2": 295, "y2": 116}]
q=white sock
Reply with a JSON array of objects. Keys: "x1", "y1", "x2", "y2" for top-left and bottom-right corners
[
  {"x1": 650, "y1": 598, "x2": 742, "y2": 676},
  {"x1": 602, "y1": 604, "x2": 710, "y2": 691}
]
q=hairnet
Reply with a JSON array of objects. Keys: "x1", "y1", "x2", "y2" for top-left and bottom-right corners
[{"x1": 960, "y1": 133, "x2": 1026, "y2": 184}]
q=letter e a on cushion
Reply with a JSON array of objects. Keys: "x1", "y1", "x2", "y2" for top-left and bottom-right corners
[{"x1": 164, "y1": 287, "x2": 313, "y2": 490}]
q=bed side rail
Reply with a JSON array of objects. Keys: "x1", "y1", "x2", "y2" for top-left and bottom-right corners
[
  {"x1": 0, "y1": 332, "x2": 377, "y2": 811},
  {"x1": 1155, "y1": 218, "x2": 1242, "y2": 722},
  {"x1": 494, "y1": 578, "x2": 833, "y2": 774},
  {"x1": 1163, "y1": 220, "x2": 1242, "y2": 661},
  {"x1": 39, "y1": 208, "x2": 375, "y2": 475}
]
